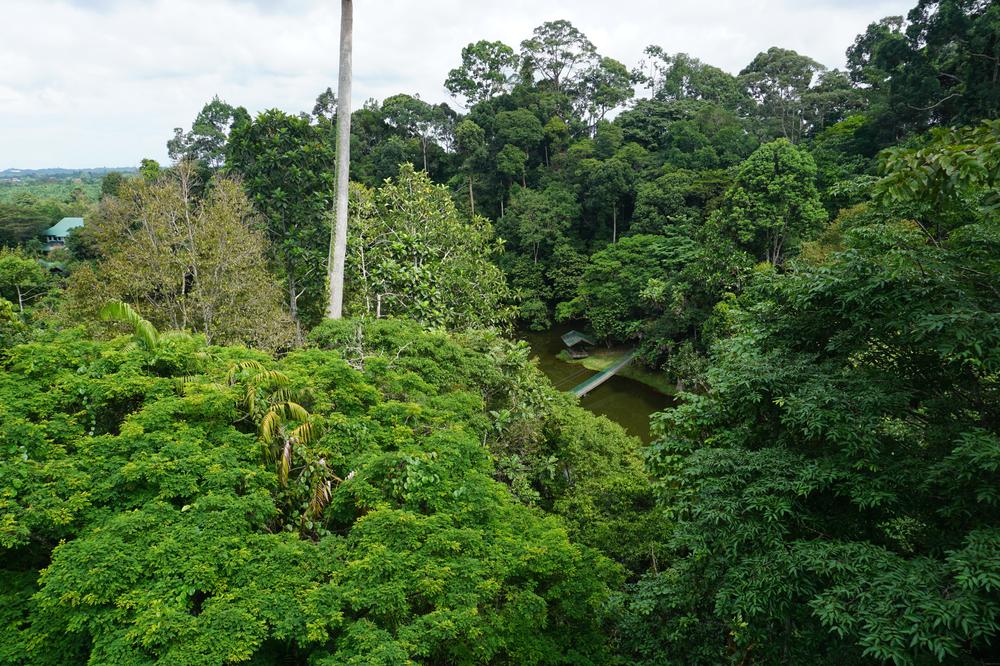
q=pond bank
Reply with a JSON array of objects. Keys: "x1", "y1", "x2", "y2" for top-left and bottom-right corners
[
  {"x1": 519, "y1": 326, "x2": 673, "y2": 443},
  {"x1": 556, "y1": 347, "x2": 676, "y2": 395}
]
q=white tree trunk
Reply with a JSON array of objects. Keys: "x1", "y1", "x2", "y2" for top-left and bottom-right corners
[{"x1": 327, "y1": 0, "x2": 353, "y2": 319}]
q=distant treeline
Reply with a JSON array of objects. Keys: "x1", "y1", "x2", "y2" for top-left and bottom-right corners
[{"x1": 0, "y1": 167, "x2": 137, "y2": 181}]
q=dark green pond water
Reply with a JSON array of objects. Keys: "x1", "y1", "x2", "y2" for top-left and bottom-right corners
[{"x1": 520, "y1": 327, "x2": 673, "y2": 442}]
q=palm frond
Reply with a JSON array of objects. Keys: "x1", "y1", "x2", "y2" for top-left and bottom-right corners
[
  {"x1": 227, "y1": 361, "x2": 291, "y2": 392},
  {"x1": 160, "y1": 330, "x2": 196, "y2": 342},
  {"x1": 244, "y1": 387, "x2": 257, "y2": 416},
  {"x1": 279, "y1": 439, "x2": 293, "y2": 486},
  {"x1": 253, "y1": 369, "x2": 292, "y2": 389},
  {"x1": 259, "y1": 410, "x2": 283, "y2": 459},
  {"x1": 274, "y1": 401, "x2": 310, "y2": 423},
  {"x1": 258, "y1": 401, "x2": 309, "y2": 448},
  {"x1": 100, "y1": 300, "x2": 159, "y2": 351},
  {"x1": 267, "y1": 387, "x2": 294, "y2": 405},
  {"x1": 306, "y1": 479, "x2": 333, "y2": 519},
  {"x1": 291, "y1": 421, "x2": 320, "y2": 448},
  {"x1": 227, "y1": 359, "x2": 269, "y2": 384},
  {"x1": 173, "y1": 376, "x2": 200, "y2": 392}
]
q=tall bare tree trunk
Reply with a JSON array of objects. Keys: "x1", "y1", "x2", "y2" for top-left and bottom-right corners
[
  {"x1": 326, "y1": 0, "x2": 353, "y2": 319},
  {"x1": 287, "y1": 266, "x2": 302, "y2": 343}
]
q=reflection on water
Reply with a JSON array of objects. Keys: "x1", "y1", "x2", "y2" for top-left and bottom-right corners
[{"x1": 519, "y1": 326, "x2": 673, "y2": 442}]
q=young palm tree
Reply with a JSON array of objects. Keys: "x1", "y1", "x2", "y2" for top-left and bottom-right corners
[
  {"x1": 228, "y1": 360, "x2": 340, "y2": 533},
  {"x1": 228, "y1": 360, "x2": 319, "y2": 484},
  {"x1": 327, "y1": 0, "x2": 353, "y2": 319}
]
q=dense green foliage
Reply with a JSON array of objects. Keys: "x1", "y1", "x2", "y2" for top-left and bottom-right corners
[
  {"x1": 847, "y1": 0, "x2": 999, "y2": 141},
  {"x1": 226, "y1": 109, "x2": 335, "y2": 337},
  {"x1": 708, "y1": 139, "x2": 826, "y2": 265},
  {"x1": 3, "y1": 0, "x2": 999, "y2": 662},
  {"x1": 628, "y1": 122, "x2": 1000, "y2": 664},
  {"x1": 346, "y1": 165, "x2": 514, "y2": 330},
  {"x1": 63, "y1": 165, "x2": 292, "y2": 350},
  {"x1": 127, "y1": 0, "x2": 994, "y2": 359},
  {"x1": 1, "y1": 318, "x2": 659, "y2": 664},
  {"x1": 0, "y1": 175, "x2": 103, "y2": 206},
  {"x1": 0, "y1": 248, "x2": 50, "y2": 314},
  {"x1": 0, "y1": 188, "x2": 95, "y2": 251}
]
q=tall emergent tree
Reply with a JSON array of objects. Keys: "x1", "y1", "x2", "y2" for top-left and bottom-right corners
[
  {"x1": 226, "y1": 110, "x2": 335, "y2": 338},
  {"x1": 445, "y1": 40, "x2": 521, "y2": 107},
  {"x1": 520, "y1": 20, "x2": 598, "y2": 93},
  {"x1": 709, "y1": 138, "x2": 826, "y2": 265},
  {"x1": 327, "y1": 0, "x2": 353, "y2": 320},
  {"x1": 740, "y1": 47, "x2": 825, "y2": 143},
  {"x1": 167, "y1": 96, "x2": 244, "y2": 168}
]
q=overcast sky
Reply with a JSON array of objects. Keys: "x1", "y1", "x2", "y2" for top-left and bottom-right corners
[{"x1": 1, "y1": 0, "x2": 915, "y2": 169}]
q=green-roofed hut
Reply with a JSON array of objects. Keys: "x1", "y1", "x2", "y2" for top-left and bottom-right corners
[
  {"x1": 561, "y1": 330, "x2": 596, "y2": 358},
  {"x1": 42, "y1": 217, "x2": 84, "y2": 249}
]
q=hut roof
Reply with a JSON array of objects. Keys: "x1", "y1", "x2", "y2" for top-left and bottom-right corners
[
  {"x1": 43, "y1": 217, "x2": 84, "y2": 238},
  {"x1": 561, "y1": 330, "x2": 596, "y2": 348}
]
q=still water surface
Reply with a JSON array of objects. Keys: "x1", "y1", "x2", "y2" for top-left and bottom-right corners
[{"x1": 519, "y1": 327, "x2": 673, "y2": 442}]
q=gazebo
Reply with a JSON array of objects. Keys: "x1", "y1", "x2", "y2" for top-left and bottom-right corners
[{"x1": 560, "y1": 330, "x2": 596, "y2": 359}]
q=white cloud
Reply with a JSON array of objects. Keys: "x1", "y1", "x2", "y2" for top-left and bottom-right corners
[{"x1": 0, "y1": 0, "x2": 914, "y2": 168}]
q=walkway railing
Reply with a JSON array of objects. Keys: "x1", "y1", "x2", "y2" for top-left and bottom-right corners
[{"x1": 570, "y1": 349, "x2": 636, "y2": 397}]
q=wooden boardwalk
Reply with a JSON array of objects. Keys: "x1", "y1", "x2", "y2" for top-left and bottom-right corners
[{"x1": 571, "y1": 349, "x2": 636, "y2": 397}]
